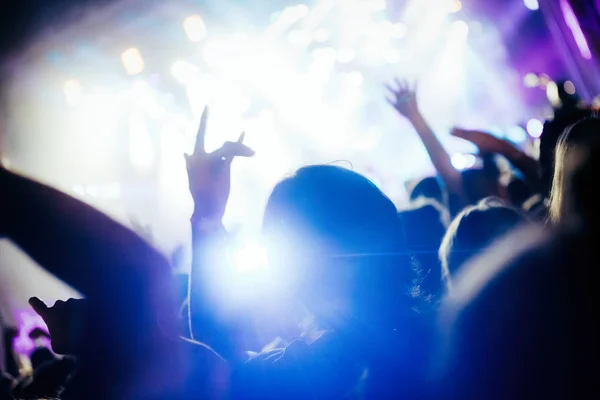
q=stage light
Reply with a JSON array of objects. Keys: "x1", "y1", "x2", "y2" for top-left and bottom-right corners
[
  {"x1": 560, "y1": 0, "x2": 592, "y2": 59},
  {"x1": 313, "y1": 28, "x2": 330, "y2": 43},
  {"x1": 451, "y1": 153, "x2": 468, "y2": 170},
  {"x1": 452, "y1": 20, "x2": 469, "y2": 36},
  {"x1": 524, "y1": 0, "x2": 539, "y2": 11},
  {"x1": 183, "y1": 15, "x2": 208, "y2": 42},
  {"x1": 564, "y1": 80, "x2": 576, "y2": 95},
  {"x1": 288, "y1": 30, "x2": 310, "y2": 45},
  {"x1": 449, "y1": 0, "x2": 462, "y2": 13},
  {"x1": 523, "y1": 73, "x2": 539, "y2": 88},
  {"x1": 121, "y1": 47, "x2": 145, "y2": 75},
  {"x1": 506, "y1": 125, "x2": 528, "y2": 143},
  {"x1": 369, "y1": 0, "x2": 387, "y2": 12},
  {"x1": 390, "y1": 23, "x2": 408, "y2": 39},
  {"x1": 128, "y1": 113, "x2": 155, "y2": 169},
  {"x1": 63, "y1": 79, "x2": 82, "y2": 106},
  {"x1": 336, "y1": 48, "x2": 356, "y2": 63},
  {"x1": 345, "y1": 71, "x2": 364, "y2": 87},
  {"x1": 526, "y1": 119, "x2": 544, "y2": 138},
  {"x1": 171, "y1": 60, "x2": 200, "y2": 84},
  {"x1": 233, "y1": 240, "x2": 269, "y2": 273},
  {"x1": 384, "y1": 49, "x2": 401, "y2": 64}
]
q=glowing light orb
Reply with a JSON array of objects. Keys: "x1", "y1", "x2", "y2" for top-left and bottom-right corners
[
  {"x1": 121, "y1": 47, "x2": 145, "y2": 75},
  {"x1": 526, "y1": 119, "x2": 544, "y2": 138},
  {"x1": 183, "y1": 15, "x2": 208, "y2": 42}
]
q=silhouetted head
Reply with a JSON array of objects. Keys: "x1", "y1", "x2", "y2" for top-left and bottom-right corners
[
  {"x1": 439, "y1": 198, "x2": 526, "y2": 288},
  {"x1": 539, "y1": 108, "x2": 592, "y2": 196},
  {"x1": 263, "y1": 165, "x2": 412, "y2": 329},
  {"x1": 549, "y1": 117, "x2": 600, "y2": 225},
  {"x1": 437, "y1": 226, "x2": 599, "y2": 399},
  {"x1": 409, "y1": 176, "x2": 445, "y2": 205}
]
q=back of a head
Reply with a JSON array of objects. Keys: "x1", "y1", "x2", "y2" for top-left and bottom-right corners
[
  {"x1": 263, "y1": 165, "x2": 412, "y2": 327},
  {"x1": 437, "y1": 226, "x2": 599, "y2": 399},
  {"x1": 439, "y1": 199, "x2": 526, "y2": 286},
  {"x1": 409, "y1": 176, "x2": 445, "y2": 205},
  {"x1": 540, "y1": 108, "x2": 593, "y2": 196},
  {"x1": 549, "y1": 116, "x2": 600, "y2": 225}
]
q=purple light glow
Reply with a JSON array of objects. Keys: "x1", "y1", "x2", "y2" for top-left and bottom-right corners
[
  {"x1": 560, "y1": 0, "x2": 593, "y2": 60},
  {"x1": 12, "y1": 310, "x2": 50, "y2": 355}
]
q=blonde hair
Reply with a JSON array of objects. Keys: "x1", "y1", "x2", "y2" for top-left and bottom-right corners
[{"x1": 548, "y1": 117, "x2": 600, "y2": 225}]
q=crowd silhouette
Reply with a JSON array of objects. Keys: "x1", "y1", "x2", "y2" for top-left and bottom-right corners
[{"x1": 1, "y1": 48, "x2": 599, "y2": 399}]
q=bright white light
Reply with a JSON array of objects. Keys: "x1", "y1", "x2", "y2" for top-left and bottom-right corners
[
  {"x1": 451, "y1": 153, "x2": 468, "y2": 170},
  {"x1": 464, "y1": 154, "x2": 476, "y2": 168},
  {"x1": 523, "y1": 73, "x2": 539, "y2": 87},
  {"x1": 452, "y1": 20, "x2": 469, "y2": 36},
  {"x1": 526, "y1": 119, "x2": 544, "y2": 138},
  {"x1": 128, "y1": 113, "x2": 155, "y2": 169},
  {"x1": 390, "y1": 23, "x2": 408, "y2": 39},
  {"x1": 121, "y1": 48, "x2": 144, "y2": 75},
  {"x1": 313, "y1": 28, "x2": 330, "y2": 43},
  {"x1": 506, "y1": 125, "x2": 528, "y2": 142},
  {"x1": 369, "y1": 0, "x2": 387, "y2": 12},
  {"x1": 288, "y1": 30, "x2": 310, "y2": 45},
  {"x1": 183, "y1": 15, "x2": 208, "y2": 42},
  {"x1": 384, "y1": 49, "x2": 401, "y2": 64},
  {"x1": 171, "y1": 60, "x2": 200, "y2": 84},
  {"x1": 336, "y1": 48, "x2": 356, "y2": 63},
  {"x1": 345, "y1": 71, "x2": 364, "y2": 86},
  {"x1": 233, "y1": 240, "x2": 269, "y2": 273},
  {"x1": 63, "y1": 79, "x2": 82, "y2": 106},
  {"x1": 524, "y1": 0, "x2": 539, "y2": 11},
  {"x1": 449, "y1": 0, "x2": 462, "y2": 13}
]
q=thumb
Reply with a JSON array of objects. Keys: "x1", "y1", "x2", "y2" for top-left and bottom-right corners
[{"x1": 29, "y1": 297, "x2": 49, "y2": 318}]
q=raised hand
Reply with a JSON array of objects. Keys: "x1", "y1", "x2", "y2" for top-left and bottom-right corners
[
  {"x1": 451, "y1": 128, "x2": 507, "y2": 154},
  {"x1": 386, "y1": 79, "x2": 420, "y2": 120},
  {"x1": 185, "y1": 107, "x2": 254, "y2": 222},
  {"x1": 29, "y1": 297, "x2": 87, "y2": 355}
]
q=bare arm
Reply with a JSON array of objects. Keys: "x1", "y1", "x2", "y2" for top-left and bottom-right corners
[
  {"x1": 387, "y1": 81, "x2": 466, "y2": 203},
  {"x1": 451, "y1": 128, "x2": 541, "y2": 191},
  {"x1": 184, "y1": 107, "x2": 254, "y2": 360}
]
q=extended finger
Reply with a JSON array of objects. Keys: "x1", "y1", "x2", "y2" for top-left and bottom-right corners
[
  {"x1": 29, "y1": 297, "x2": 49, "y2": 318},
  {"x1": 193, "y1": 106, "x2": 210, "y2": 156},
  {"x1": 213, "y1": 141, "x2": 255, "y2": 163}
]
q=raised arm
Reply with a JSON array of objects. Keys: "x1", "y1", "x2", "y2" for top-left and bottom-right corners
[
  {"x1": 386, "y1": 80, "x2": 466, "y2": 203},
  {"x1": 0, "y1": 166, "x2": 171, "y2": 303},
  {"x1": 185, "y1": 107, "x2": 254, "y2": 360},
  {"x1": 451, "y1": 128, "x2": 541, "y2": 191}
]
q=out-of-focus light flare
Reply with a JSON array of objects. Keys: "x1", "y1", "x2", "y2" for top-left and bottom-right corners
[
  {"x1": 390, "y1": 23, "x2": 408, "y2": 39},
  {"x1": 63, "y1": 79, "x2": 82, "y2": 106},
  {"x1": 451, "y1": 153, "x2": 467, "y2": 170},
  {"x1": 506, "y1": 125, "x2": 528, "y2": 143},
  {"x1": 523, "y1": 73, "x2": 539, "y2": 87},
  {"x1": 449, "y1": 0, "x2": 462, "y2": 13},
  {"x1": 183, "y1": 15, "x2": 208, "y2": 42},
  {"x1": 538, "y1": 73, "x2": 551, "y2": 87},
  {"x1": 452, "y1": 20, "x2": 469, "y2": 36},
  {"x1": 564, "y1": 80, "x2": 576, "y2": 95},
  {"x1": 288, "y1": 30, "x2": 311, "y2": 45},
  {"x1": 526, "y1": 119, "x2": 544, "y2": 138},
  {"x1": 233, "y1": 240, "x2": 269, "y2": 273},
  {"x1": 128, "y1": 113, "x2": 155, "y2": 169},
  {"x1": 369, "y1": 0, "x2": 387, "y2": 12},
  {"x1": 313, "y1": 28, "x2": 330, "y2": 43},
  {"x1": 546, "y1": 81, "x2": 561, "y2": 106},
  {"x1": 121, "y1": 48, "x2": 145, "y2": 75},
  {"x1": 171, "y1": 60, "x2": 201, "y2": 84},
  {"x1": 344, "y1": 71, "x2": 364, "y2": 87},
  {"x1": 336, "y1": 48, "x2": 356, "y2": 63},
  {"x1": 384, "y1": 49, "x2": 401, "y2": 64},
  {"x1": 524, "y1": 0, "x2": 539, "y2": 11}
]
